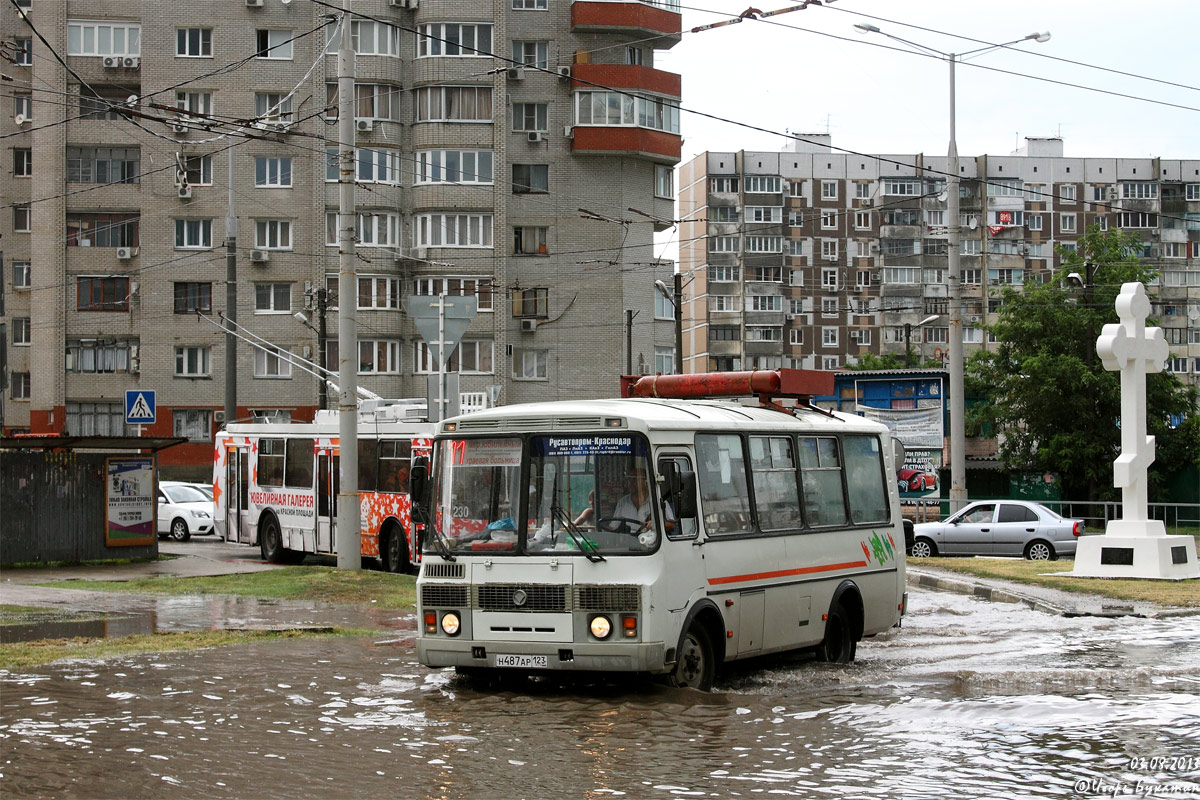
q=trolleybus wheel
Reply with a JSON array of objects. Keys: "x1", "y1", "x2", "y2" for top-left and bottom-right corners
[
  {"x1": 259, "y1": 516, "x2": 284, "y2": 562},
  {"x1": 667, "y1": 624, "x2": 715, "y2": 691},
  {"x1": 816, "y1": 603, "x2": 856, "y2": 664},
  {"x1": 383, "y1": 527, "x2": 408, "y2": 574}
]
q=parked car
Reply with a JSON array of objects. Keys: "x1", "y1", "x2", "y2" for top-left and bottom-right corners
[
  {"x1": 911, "y1": 500, "x2": 1086, "y2": 560},
  {"x1": 157, "y1": 480, "x2": 215, "y2": 541},
  {"x1": 898, "y1": 468, "x2": 937, "y2": 493},
  {"x1": 185, "y1": 482, "x2": 213, "y2": 500}
]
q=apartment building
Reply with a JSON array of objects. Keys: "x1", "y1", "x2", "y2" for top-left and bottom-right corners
[
  {"x1": 679, "y1": 136, "x2": 1200, "y2": 392},
  {"x1": 1, "y1": 0, "x2": 680, "y2": 468}
]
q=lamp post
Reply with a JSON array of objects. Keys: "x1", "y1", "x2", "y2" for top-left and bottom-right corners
[
  {"x1": 904, "y1": 314, "x2": 941, "y2": 368},
  {"x1": 655, "y1": 275, "x2": 684, "y2": 374},
  {"x1": 854, "y1": 24, "x2": 1050, "y2": 511}
]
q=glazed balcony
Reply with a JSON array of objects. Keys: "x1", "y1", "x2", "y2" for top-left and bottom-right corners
[{"x1": 571, "y1": 0, "x2": 682, "y2": 49}]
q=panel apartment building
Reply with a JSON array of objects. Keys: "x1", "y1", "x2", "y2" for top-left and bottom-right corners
[
  {"x1": 1, "y1": 0, "x2": 680, "y2": 468},
  {"x1": 679, "y1": 136, "x2": 1200, "y2": 392}
]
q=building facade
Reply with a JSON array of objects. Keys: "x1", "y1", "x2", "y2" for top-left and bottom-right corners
[
  {"x1": 679, "y1": 136, "x2": 1200, "y2": 391},
  {"x1": 2, "y1": 0, "x2": 681, "y2": 468}
]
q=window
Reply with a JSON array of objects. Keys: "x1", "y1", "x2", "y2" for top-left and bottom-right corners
[
  {"x1": 788, "y1": 211, "x2": 803, "y2": 227},
  {"x1": 1059, "y1": 184, "x2": 1077, "y2": 203},
  {"x1": 512, "y1": 287, "x2": 549, "y2": 317},
  {"x1": 745, "y1": 176, "x2": 781, "y2": 193},
  {"x1": 655, "y1": 347, "x2": 675, "y2": 375},
  {"x1": 711, "y1": 208, "x2": 739, "y2": 225},
  {"x1": 13, "y1": 38, "x2": 31, "y2": 66},
  {"x1": 695, "y1": 434, "x2": 751, "y2": 535},
  {"x1": 746, "y1": 236, "x2": 782, "y2": 253},
  {"x1": 821, "y1": 211, "x2": 836, "y2": 229},
  {"x1": 883, "y1": 267, "x2": 919, "y2": 285},
  {"x1": 513, "y1": 164, "x2": 548, "y2": 193},
  {"x1": 513, "y1": 102, "x2": 548, "y2": 132},
  {"x1": 179, "y1": 154, "x2": 212, "y2": 186},
  {"x1": 357, "y1": 276, "x2": 402, "y2": 309},
  {"x1": 1121, "y1": 182, "x2": 1158, "y2": 200},
  {"x1": 746, "y1": 295, "x2": 782, "y2": 312},
  {"x1": 514, "y1": 0, "x2": 547, "y2": 8},
  {"x1": 513, "y1": 348, "x2": 548, "y2": 379},
  {"x1": 326, "y1": 83, "x2": 404, "y2": 120},
  {"x1": 821, "y1": 239, "x2": 838, "y2": 261},
  {"x1": 514, "y1": 226, "x2": 549, "y2": 255},
  {"x1": 176, "y1": 28, "x2": 211, "y2": 57},
  {"x1": 626, "y1": 47, "x2": 644, "y2": 66},
  {"x1": 988, "y1": 268, "x2": 1024, "y2": 286},
  {"x1": 414, "y1": 86, "x2": 492, "y2": 122},
  {"x1": 710, "y1": 326, "x2": 739, "y2": 341},
  {"x1": 175, "y1": 219, "x2": 212, "y2": 249},
  {"x1": 175, "y1": 91, "x2": 212, "y2": 116},
  {"x1": 987, "y1": 179, "x2": 1022, "y2": 197},
  {"x1": 821, "y1": 181, "x2": 838, "y2": 200},
  {"x1": 1028, "y1": 214, "x2": 1043, "y2": 231},
  {"x1": 655, "y1": 287, "x2": 673, "y2": 319},
  {"x1": 854, "y1": 211, "x2": 870, "y2": 230},
  {"x1": 417, "y1": 23, "x2": 493, "y2": 57},
  {"x1": 254, "y1": 283, "x2": 292, "y2": 313},
  {"x1": 963, "y1": 327, "x2": 983, "y2": 344},
  {"x1": 655, "y1": 165, "x2": 674, "y2": 199},
  {"x1": 174, "y1": 282, "x2": 212, "y2": 313},
  {"x1": 1118, "y1": 212, "x2": 1158, "y2": 229},
  {"x1": 988, "y1": 210, "x2": 1024, "y2": 227},
  {"x1": 172, "y1": 410, "x2": 212, "y2": 443},
  {"x1": 67, "y1": 21, "x2": 141, "y2": 56},
  {"x1": 1162, "y1": 243, "x2": 1186, "y2": 259},
  {"x1": 326, "y1": 211, "x2": 400, "y2": 247},
  {"x1": 745, "y1": 326, "x2": 781, "y2": 342},
  {"x1": 883, "y1": 179, "x2": 921, "y2": 196},
  {"x1": 574, "y1": 91, "x2": 680, "y2": 134},
  {"x1": 746, "y1": 266, "x2": 782, "y2": 282},
  {"x1": 821, "y1": 267, "x2": 838, "y2": 290},
  {"x1": 710, "y1": 177, "x2": 738, "y2": 193},
  {"x1": 849, "y1": 329, "x2": 872, "y2": 346},
  {"x1": 13, "y1": 205, "x2": 31, "y2": 232},
  {"x1": 64, "y1": 401, "x2": 129, "y2": 435},
  {"x1": 252, "y1": 220, "x2": 291, "y2": 251},
  {"x1": 175, "y1": 346, "x2": 211, "y2": 377},
  {"x1": 67, "y1": 213, "x2": 138, "y2": 247},
  {"x1": 416, "y1": 149, "x2": 494, "y2": 184},
  {"x1": 10, "y1": 373, "x2": 30, "y2": 400},
  {"x1": 748, "y1": 207, "x2": 782, "y2": 223},
  {"x1": 359, "y1": 340, "x2": 402, "y2": 374},
  {"x1": 255, "y1": 30, "x2": 293, "y2": 59},
  {"x1": 821, "y1": 327, "x2": 838, "y2": 347},
  {"x1": 855, "y1": 241, "x2": 872, "y2": 258},
  {"x1": 787, "y1": 240, "x2": 805, "y2": 257},
  {"x1": 856, "y1": 268, "x2": 872, "y2": 288},
  {"x1": 883, "y1": 209, "x2": 921, "y2": 226},
  {"x1": 709, "y1": 237, "x2": 737, "y2": 253},
  {"x1": 254, "y1": 346, "x2": 293, "y2": 378},
  {"x1": 77, "y1": 84, "x2": 136, "y2": 120},
  {"x1": 797, "y1": 436, "x2": 846, "y2": 526},
  {"x1": 414, "y1": 213, "x2": 493, "y2": 248},
  {"x1": 708, "y1": 265, "x2": 739, "y2": 282},
  {"x1": 326, "y1": 19, "x2": 402, "y2": 57},
  {"x1": 254, "y1": 157, "x2": 292, "y2": 188},
  {"x1": 512, "y1": 40, "x2": 548, "y2": 68},
  {"x1": 709, "y1": 295, "x2": 736, "y2": 312},
  {"x1": 415, "y1": 339, "x2": 494, "y2": 373},
  {"x1": 12, "y1": 318, "x2": 31, "y2": 346},
  {"x1": 77, "y1": 276, "x2": 129, "y2": 311},
  {"x1": 254, "y1": 92, "x2": 293, "y2": 124},
  {"x1": 1185, "y1": 184, "x2": 1200, "y2": 201},
  {"x1": 14, "y1": 148, "x2": 31, "y2": 177},
  {"x1": 789, "y1": 330, "x2": 804, "y2": 346},
  {"x1": 13, "y1": 260, "x2": 31, "y2": 289},
  {"x1": 960, "y1": 239, "x2": 982, "y2": 255},
  {"x1": 414, "y1": 277, "x2": 494, "y2": 312}
]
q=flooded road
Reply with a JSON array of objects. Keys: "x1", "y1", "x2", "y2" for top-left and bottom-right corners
[{"x1": 3, "y1": 587, "x2": 1199, "y2": 799}]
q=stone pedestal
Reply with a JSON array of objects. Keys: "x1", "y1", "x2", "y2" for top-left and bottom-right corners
[{"x1": 1073, "y1": 520, "x2": 1200, "y2": 580}]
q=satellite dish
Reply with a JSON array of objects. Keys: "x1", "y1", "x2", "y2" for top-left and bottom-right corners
[
  {"x1": 937, "y1": 190, "x2": 948, "y2": 202},
  {"x1": 968, "y1": 216, "x2": 978, "y2": 230},
  {"x1": 126, "y1": 94, "x2": 139, "y2": 106}
]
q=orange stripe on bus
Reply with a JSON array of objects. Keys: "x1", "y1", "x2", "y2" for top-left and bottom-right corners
[{"x1": 707, "y1": 561, "x2": 869, "y2": 586}]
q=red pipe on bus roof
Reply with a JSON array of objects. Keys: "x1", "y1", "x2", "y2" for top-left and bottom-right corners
[{"x1": 621, "y1": 369, "x2": 834, "y2": 400}]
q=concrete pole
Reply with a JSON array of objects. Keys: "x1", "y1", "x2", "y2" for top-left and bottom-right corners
[
  {"x1": 674, "y1": 272, "x2": 683, "y2": 374},
  {"x1": 335, "y1": 4, "x2": 360, "y2": 570},
  {"x1": 317, "y1": 289, "x2": 328, "y2": 410},
  {"x1": 224, "y1": 140, "x2": 237, "y2": 427},
  {"x1": 946, "y1": 53, "x2": 967, "y2": 512},
  {"x1": 626, "y1": 309, "x2": 634, "y2": 375}
]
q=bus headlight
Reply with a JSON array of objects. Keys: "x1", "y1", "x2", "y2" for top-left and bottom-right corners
[
  {"x1": 589, "y1": 615, "x2": 612, "y2": 639},
  {"x1": 440, "y1": 612, "x2": 461, "y2": 636}
]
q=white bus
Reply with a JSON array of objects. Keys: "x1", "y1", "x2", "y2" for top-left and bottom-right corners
[
  {"x1": 213, "y1": 402, "x2": 434, "y2": 572},
  {"x1": 414, "y1": 370, "x2": 908, "y2": 690}
]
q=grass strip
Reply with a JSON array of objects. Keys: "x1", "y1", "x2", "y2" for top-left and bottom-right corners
[
  {"x1": 909, "y1": 557, "x2": 1200, "y2": 607},
  {"x1": 37, "y1": 565, "x2": 416, "y2": 609}
]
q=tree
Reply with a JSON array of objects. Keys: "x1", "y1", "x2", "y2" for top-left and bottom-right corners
[
  {"x1": 847, "y1": 352, "x2": 943, "y2": 371},
  {"x1": 966, "y1": 226, "x2": 1197, "y2": 502}
]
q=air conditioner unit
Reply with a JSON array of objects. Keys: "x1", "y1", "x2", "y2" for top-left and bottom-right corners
[
  {"x1": 178, "y1": 185, "x2": 193, "y2": 199},
  {"x1": 520, "y1": 319, "x2": 537, "y2": 333},
  {"x1": 123, "y1": 57, "x2": 139, "y2": 69},
  {"x1": 786, "y1": 313, "x2": 797, "y2": 321},
  {"x1": 563, "y1": 125, "x2": 574, "y2": 139},
  {"x1": 556, "y1": 65, "x2": 571, "y2": 79},
  {"x1": 250, "y1": 249, "x2": 270, "y2": 263},
  {"x1": 129, "y1": 357, "x2": 140, "y2": 374},
  {"x1": 267, "y1": 120, "x2": 291, "y2": 133},
  {"x1": 526, "y1": 131, "x2": 543, "y2": 143},
  {"x1": 116, "y1": 246, "x2": 135, "y2": 260},
  {"x1": 14, "y1": 113, "x2": 28, "y2": 126},
  {"x1": 214, "y1": 410, "x2": 226, "y2": 424},
  {"x1": 246, "y1": 0, "x2": 263, "y2": 7},
  {"x1": 172, "y1": 120, "x2": 189, "y2": 134},
  {"x1": 102, "y1": 56, "x2": 120, "y2": 68},
  {"x1": 506, "y1": 67, "x2": 525, "y2": 81},
  {"x1": 356, "y1": 118, "x2": 374, "y2": 133}
]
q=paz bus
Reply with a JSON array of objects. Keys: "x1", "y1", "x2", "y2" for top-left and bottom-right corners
[
  {"x1": 212, "y1": 402, "x2": 433, "y2": 572},
  {"x1": 413, "y1": 370, "x2": 908, "y2": 690}
]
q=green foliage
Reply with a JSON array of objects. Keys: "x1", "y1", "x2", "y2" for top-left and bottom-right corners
[
  {"x1": 966, "y1": 226, "x2": 1197, "y2": 501},
  {"x1": 848, "y1": 352, "x2": 943, "y2": 371}
]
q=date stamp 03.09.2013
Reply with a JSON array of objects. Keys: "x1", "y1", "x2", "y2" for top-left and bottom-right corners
[{"x1": 1074, "y1": 757, "x2": 1200, "y2": 797}]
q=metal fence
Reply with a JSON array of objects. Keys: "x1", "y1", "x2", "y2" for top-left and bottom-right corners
[{"x1": 907, "y1": 499, "x2": 1200, "y2": 531}]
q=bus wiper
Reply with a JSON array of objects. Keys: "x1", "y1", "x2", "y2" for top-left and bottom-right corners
[
  {"x1": 415, "y1": 505, "x2": 456, "y2": 562},
  {"x1": 552, "y1": 503, "x2": 605, "y2": 563}
]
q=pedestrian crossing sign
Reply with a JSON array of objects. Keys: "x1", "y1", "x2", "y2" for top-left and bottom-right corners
[{"x1": 125, "y1": 390, "x2": 156, "y2": 425}]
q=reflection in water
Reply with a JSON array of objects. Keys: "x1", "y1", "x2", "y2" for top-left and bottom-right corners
[{"x1": 1, "y1": 590, "x2": 1198, "y2": 798}]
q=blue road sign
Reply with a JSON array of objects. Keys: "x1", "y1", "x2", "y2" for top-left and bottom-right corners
[{"x1": 125, "y1": 390, "x2": 156, "y2": 425}]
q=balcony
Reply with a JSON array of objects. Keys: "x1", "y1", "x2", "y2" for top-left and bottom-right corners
[
  {"x1": 571, "y1": 63, "x2": 680, "y2": 97},
  {"x1": 571, "y1": 126, "x2": 681, "y2": 164},
  {"x1": 571, "y1": 1, "x2": 682, "y2": 48}
]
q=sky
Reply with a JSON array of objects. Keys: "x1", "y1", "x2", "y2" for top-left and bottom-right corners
[{"x1": 655, "y1": 0, "x2": 1199, "y2": 164}]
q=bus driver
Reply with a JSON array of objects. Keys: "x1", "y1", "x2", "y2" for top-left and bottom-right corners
[{"x1": 609, "y1": 465, "x2": 674, "y2": 541}]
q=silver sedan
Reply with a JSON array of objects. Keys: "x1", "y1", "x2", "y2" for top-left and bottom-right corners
[{"x1": 911, "y1": 500, "x2": 1086, "y2": 560}]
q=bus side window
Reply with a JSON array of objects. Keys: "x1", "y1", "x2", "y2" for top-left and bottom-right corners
[
  {"x1": 749, "y1": 436, "x2": 801, "y2": 531},
  {"x1": 798, "y1": 436, "x2": 847, "y2": 527},
  {"x1": 285, "y1": 438, "x2": 314, "y2": 487},
  {"x1": 259, "y1": 438, "x2": 285, "y2": 487},
  {"x1": 695, "y1": 434, "x2": 752, "y2": 535},
  {"x1": 843, "y1": 435, "x2": 889, "y2": 524}
]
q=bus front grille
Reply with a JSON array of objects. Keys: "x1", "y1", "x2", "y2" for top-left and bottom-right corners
[
  {"x1": 575, "y1": 585, "x2": 641, "y2": 612},
  {"x1": 423, "y1": 562, "x2": 465, "y2": 579},
  {"x1": 422, "y1": 584, "x2": 470, "y2": 607},
  {"x1": 476, "y1": 584, "x2": 567, "y2": 612}
]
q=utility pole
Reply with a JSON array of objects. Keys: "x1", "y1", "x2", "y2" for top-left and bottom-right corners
[
  {"x1": 626, "y1": 309, "x2": 634, "y2": 375},
  {"x1": 316, "y1": 288, "x2": 328, "y2": 410},
  {"x1": 224, "y1": 141, "x2": 237, "y2": 427},
  {"x1": 674, "y1": 272, "x2": 683, "y2": 374},
  {"x1": 335, "y1": 2, "x2": 359, "y2": 570},
  {"x1": 946, "y1": 52, "x2": 966, "y2": 513}
]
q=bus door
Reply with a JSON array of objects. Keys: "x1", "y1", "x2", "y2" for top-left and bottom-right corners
[
  {"x1": 316, "y1": 449, "x2": 337, "y2": 553},
  {"x1": 658, "y1": 453, "x2": 707, "y2": 616},
  {"x1": 225, "y1": 447, "x2": 251, "y2": 544}
]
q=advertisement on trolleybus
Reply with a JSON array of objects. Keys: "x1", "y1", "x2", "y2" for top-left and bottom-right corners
[
  {"x1": 213, "y1": 405, "x2": 433, "y2": 572},
  {"x1": 415, "y1": 370, "x2": 908, "y2": 690}
]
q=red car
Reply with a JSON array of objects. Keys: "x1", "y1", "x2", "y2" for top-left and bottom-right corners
[{"x1": 898, "y1": 468, "x2": 937, "y2": 492}]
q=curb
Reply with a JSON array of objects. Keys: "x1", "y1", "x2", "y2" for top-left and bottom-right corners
[{"x1": 907, "y1": 568, "x2": 1069, "y2": 616}]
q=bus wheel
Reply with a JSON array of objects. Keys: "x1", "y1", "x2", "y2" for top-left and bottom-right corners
[
  {"x1": 667, "y1": 624, "x2": 715, "y2": 691},
  {"x1": 816, "y1": 603, "x2": 856, "y2": 664},
  {"x1": 382, "y1": 528, "x2": 408, "y2": 574},
  {"x1": 259, "y1": 516, "x2": 284, "y2": 562}
]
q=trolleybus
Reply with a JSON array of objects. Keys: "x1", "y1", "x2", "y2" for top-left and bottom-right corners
[
  {"x1": 414, "y1": 370, "x2": 908, "y2": 690},
  {"x1": 213, "y1": 402, "x2": 433, "y2": 572}
]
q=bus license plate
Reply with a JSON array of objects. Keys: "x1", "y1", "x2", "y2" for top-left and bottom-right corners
[{"x1": 494, "y1": 654, "x2": 548, "y2": 669}]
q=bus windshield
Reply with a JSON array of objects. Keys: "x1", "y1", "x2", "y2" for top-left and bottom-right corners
[{"x1": 430, "y1": 434, "x2": 660, "y2": 556}]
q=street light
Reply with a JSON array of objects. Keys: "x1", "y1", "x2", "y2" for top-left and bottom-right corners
[
  {"x1": 904, "y1": 314, "x2": 941, "y2": 368},
  {"x1": 855, "y1": 23, "x2": 1050, "y2": 511},
  {"x1": 655, "y1": 275, "x2": 684, "y2": 374}
]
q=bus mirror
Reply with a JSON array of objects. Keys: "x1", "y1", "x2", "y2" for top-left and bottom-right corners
[
  {"x1": 660, "y1": 461, "x2": 697, "y2": 519},
  {"x1": 892, "y1": 438, "x2": 906, "y2": 471},
  {"x1": 410, "y1": 456, "x2": 429, "y2": 504}
]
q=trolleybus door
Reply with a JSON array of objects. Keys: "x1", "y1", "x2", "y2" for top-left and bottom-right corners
[
  {"x1": 225, "y1": 448, "x2": 251, "y2": 544},
  {"x1": 316, "y1": 450, "x2": 337, "y2": 553}
]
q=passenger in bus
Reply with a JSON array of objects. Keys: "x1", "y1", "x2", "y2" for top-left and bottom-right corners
[{"x1": 387, "y1": 464, "x2": 410, "y2": 492}]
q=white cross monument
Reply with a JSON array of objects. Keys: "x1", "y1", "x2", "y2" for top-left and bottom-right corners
[{"x1": 1072, "y1": 282, "x2": 1199, "y2": 579}]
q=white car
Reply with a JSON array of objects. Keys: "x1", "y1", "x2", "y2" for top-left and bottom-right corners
[{"x1": 157, "y1": 480, "x2": 215, "y2": 541}]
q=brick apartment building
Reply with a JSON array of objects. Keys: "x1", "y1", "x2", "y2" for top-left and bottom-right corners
[
  {"x1": 679, "y1": 135, "x2": 1200, "y2": 392},
  {"x1": 1, "y1": 0, "x2": 680, "y2": 470}
]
